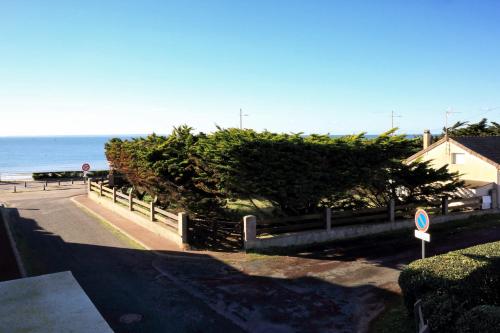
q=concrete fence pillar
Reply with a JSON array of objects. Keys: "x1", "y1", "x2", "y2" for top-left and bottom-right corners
[
  {"x1": 150, "y1": 202, "x2": 155, "y2": 222},
  {"x1": 112, "y1": 187, "x2": 117, "y2": 203},
  {"x1": 177, "y1": 212, "x2": 188, "y2": 244},
  {"x1": 128, "y1": 193, "x2": 133, "y2": 211},
  {"x1": 325, "y1": 207, "x2": 332, "y2": 231},
  {"x1": 388, "y1": 199, "x2": 395, "y2": 223},
  {"x1": 243, "y1": 215, "x2": 257, "y2": 249},
  {"x1": 441, "y1": 197, "x2": 449, "y2": 215}
]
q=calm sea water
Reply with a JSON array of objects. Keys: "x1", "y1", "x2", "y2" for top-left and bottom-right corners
[{"x1": 0, "y1": 136, "x2": 125, "y2": 180}]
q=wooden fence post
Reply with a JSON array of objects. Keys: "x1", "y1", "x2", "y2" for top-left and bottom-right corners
[
  {"x1": 441, "y1": 197, "x2": 449, "y2": 215},
  {"x1": 128, "y1": 193, "x2": 133, "y2": 211},
  {"x1": 325, "y1": 207, "x2": 332, "y2": 231},
  {"x1": 150, "y1": 201, "x2": 155, "y2": 222},
  {"x1": 243, "y1": 215, "x2": 257, "y2": 250},
  {"x1": 71, "y1": 179, "x2": 74, "y2": 185},
  {"x1": 388, "y1": 199, "x2": 395, "y2": 223},
  {"x1": 112, "y1": 187, "x2": 117, "y2": 203},
  {"x1": 13, "y1": 186, "x2": 16, "y2": 193},
  {"x1": 24, "y1": 181, "x2": 27, "y2": 188},
  {"x1": 99, "y1": 182, "x2": 103, "y2": 197},
  {"x1": 87, "y1": 179, "x2": 92, "y2": 192},
  {"x1": 177, "y1": 212, "x2": 188, "y2": 244},
  {"x1": 58, "y1": 181, "x2": 61, "y2": 186}
]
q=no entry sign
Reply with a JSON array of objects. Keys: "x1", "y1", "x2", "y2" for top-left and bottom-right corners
[{"x1": 82, "y1": 163, "x2": 91, "y2": 172}]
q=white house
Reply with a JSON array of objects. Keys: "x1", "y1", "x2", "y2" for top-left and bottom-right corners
[{"x1": 406, "y1": 131, "x2": 500, "y2": 207}]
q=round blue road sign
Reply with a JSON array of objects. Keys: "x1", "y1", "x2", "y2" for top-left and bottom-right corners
[{"x1": 415, "y1": 209, "x2": 430, "y2": 232}]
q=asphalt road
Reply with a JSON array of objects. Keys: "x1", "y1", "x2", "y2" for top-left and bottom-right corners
[
  {"x1": 3, "y1": 184, "x2": 500, "y2": 333},
  {"x1": 0, "y1": 186, "x2": 244, "y2": 333}
]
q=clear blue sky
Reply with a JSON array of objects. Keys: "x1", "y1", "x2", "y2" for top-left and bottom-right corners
[{"x1": 1, "y1": 0, "x2": 499, "y2": 136}]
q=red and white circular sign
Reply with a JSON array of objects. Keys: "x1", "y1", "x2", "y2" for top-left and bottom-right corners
[{"x1": 82, "y1": 163, "x2": 91, "y2": 172}]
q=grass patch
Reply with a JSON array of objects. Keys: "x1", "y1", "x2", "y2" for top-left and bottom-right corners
[
  {"x1": 225, "y1": 198, "x2": 276, "y2": 217},
  {"x1": 370, "y1": 297, "x2": 414, "y2": 333}
]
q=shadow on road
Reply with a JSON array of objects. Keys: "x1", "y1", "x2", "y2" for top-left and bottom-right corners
[{"x1": 3, "y1": 206, "x2": 400, "y2": 333}]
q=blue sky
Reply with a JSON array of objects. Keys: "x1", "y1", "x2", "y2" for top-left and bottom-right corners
[{"x1": 1, "y1": 1, "x2": 499, "y2": 136}]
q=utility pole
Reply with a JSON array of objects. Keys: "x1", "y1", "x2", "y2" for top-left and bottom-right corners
[
  {"x1": 445, "y1": 108, "x2": 460, "y2": 138},
  {"x1": 391, "y1": 110, "x2": 402, "y2": 132},
  {"x1": 239, "y1": 108, "x2": 248, "y2": 129}
]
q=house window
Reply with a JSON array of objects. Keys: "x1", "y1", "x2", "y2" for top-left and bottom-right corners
[{"x1": 452, "y1": 153, "x2": 465, "y2": 164}]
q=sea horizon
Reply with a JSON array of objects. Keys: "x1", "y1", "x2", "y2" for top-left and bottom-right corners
[{"x1": 0, "y1": 133, "x2": 422, "y2": 181}]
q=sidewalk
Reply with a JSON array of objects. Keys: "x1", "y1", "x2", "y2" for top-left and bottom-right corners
[{"x1": 72, "y1": 195, "x2": 181, "y2": 253}]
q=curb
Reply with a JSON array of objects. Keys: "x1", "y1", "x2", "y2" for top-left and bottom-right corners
[
  {"x1": 70, "y1": 196, "x2": 154, "y2": 251},
  {"x1": 70, "y1": 196, "x2": 196, "y2": 260},
  {"x1": 0, "y1": 203, "x2": 27, "y2": 277}
]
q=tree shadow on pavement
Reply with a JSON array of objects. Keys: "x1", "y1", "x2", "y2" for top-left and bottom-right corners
[{"x1": 4, "y1": 206, "x2": 399, "y2": 333}]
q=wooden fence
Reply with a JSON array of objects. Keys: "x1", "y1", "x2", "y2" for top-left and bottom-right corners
[
  {"x1": 88, "y1": 180, "x2": 179, "y2": 231},
  {"x1": 256, "y1": 196, "x2": 489, "y2": 236}
]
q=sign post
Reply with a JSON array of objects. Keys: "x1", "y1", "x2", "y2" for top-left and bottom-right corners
[{"x1": 414, "y1": 208, "x2": 430, "y2": 259}]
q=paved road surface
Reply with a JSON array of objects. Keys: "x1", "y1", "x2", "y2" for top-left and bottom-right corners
[
  {"x1": 2, "y1": 185, "x2": 500, "y2": 332},
  {"x1": 0, "y1": 186, "x2": 244, "y2": 333}
]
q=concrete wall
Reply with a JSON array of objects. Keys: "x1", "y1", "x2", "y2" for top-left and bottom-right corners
[
  {"x1": 245, "y1": 209, "x2": 500, "y2": 250},
  {"x1": 88, "y1": 191, "x2": 184, "y2": 247}
]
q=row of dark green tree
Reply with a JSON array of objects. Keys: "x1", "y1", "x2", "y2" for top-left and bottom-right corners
[{"x1": 104, "y1": 124, "x2": 472, "y2": 219}]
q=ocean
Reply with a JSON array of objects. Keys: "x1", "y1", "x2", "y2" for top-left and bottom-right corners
[
  {"x1": 0, "y1": 136, "x2": 123, "y2": 180},
  {"x1": 0, "y1": 133, "x2": 420, "y2": 181}
]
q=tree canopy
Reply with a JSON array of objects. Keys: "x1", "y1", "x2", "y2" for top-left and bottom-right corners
[
  {"x1": 445, "y1": 118, "x2": 500, "y2": 137},
  {"x1": 106, "y1": 126, "x2": 462, "y2": 218}
]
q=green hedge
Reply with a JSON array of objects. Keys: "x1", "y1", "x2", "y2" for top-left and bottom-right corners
[
  {"x1": 104, "y1": 126, "x2": 462, "y2": 218},
  {"x1": 456, "y1": 305, "x2": 500, "y2": 333},
  {"x1": 399, "y1": 241, "x2": 500, "y2": 331},
  {"x1": 32, "y1": 170, "x2": 109, "y2": 180}
]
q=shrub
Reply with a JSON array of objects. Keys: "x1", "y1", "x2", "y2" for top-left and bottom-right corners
[
  {"x1": 32, "y1": 170, "x2": 108, "y2": 180},
  {"x1": 420, "y1": 291, "x2": 465, "y2": 332},
  {"x1": 456, "y1": 305, "x2": 500, "y2": 333},
  {"x1": 399, "y1": 241, "x2": 500, "y2": 329}
]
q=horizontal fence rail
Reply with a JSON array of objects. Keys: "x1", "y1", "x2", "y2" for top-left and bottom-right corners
[
  {"x1": 256, "y1": 195, "x2": 491, "y2": 236},
  {"x1": 88, "y1": 179, "x2": 179, "y2": 232}
]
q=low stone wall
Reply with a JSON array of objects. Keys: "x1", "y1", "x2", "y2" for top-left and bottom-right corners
[
  {"x1": 88, "y1": 191, "x2": 185, "y2": 247},
  {"x1": 244, "y1": 209, "x2": 500, "y2": 250}
]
